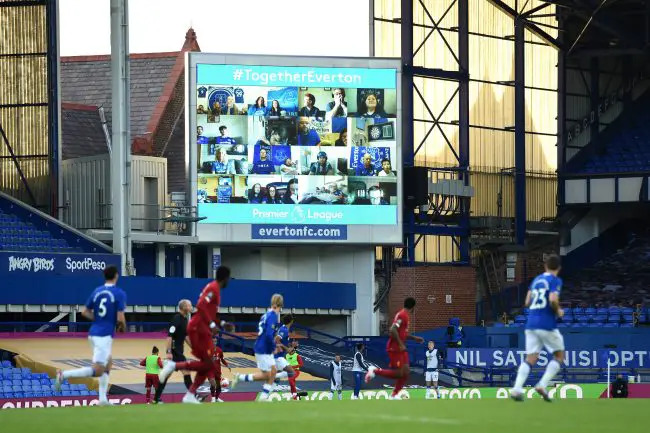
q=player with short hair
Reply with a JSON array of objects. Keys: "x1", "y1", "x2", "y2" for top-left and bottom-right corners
[
  {"x1": 159, "y1": 266, "x2": 232, "y2": 404},
  {"x1": 330, "y1": 354, "x2": 343, "y2": 400},
  {"x1": 153, "y1": 298, "x2": 193, "y2": 404},
  {"x1": 139, "y1": 346, "x2": 163, "y2": 404},
  {"x1": 286, "y1": 342, "x2": 305, "y2": 400},
  {"x1": 273, "y1": 314, "x2": 296, "y2": 394},
  {"x1": 425, "y1": 341, "x2": 441, "y2": 399},
  {"x1": 207, "y1": 342, "x2": 231, "y2": 403},
  {"x1": 511, "y1": 254, "x2": 565, "y2": 402},
  {"x1": 231, "y1": 294, "x2": 284, "y2": 401},
  {"x1": 365, "y1": 297, "x2": 424, "y2": 399},
  {"x1": 55, "y1": 266, "x2": 126, "y2": 406}
]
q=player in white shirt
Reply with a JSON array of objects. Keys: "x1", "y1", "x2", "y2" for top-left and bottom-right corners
[
  {"x1": 425, "y1": 341, "x2": 441, "y2": 399},
  {"x1": 330, "y1": 355, "x2": 343, "y2": 400}
]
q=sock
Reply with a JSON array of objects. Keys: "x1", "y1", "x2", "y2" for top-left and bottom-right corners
[
  {"x1": 215, "y1": 384, "x2": 222, "y2": 400},
  {"x1": 276, "y1": 371, "x2": 288, "y2": 380},
  {"x1": 145, "y1": 386, "x2": 151, "y2": 402},
  {"x1": 239, "y1": 373, "x2": 253, "y2": 382},
  {"x1": 513, "y1": 361, "x2": 532, "y2": 393},
  {"x1": 189, "y1": 373, "x2": 206, "y2": 394},
  {"x1": 426, "y1": 386, "x2": 430, "y2": 395},
  {"x1": 99, "y1": 373, "x2": 109, "y2": 402},
  {"x1": 392, "y1": 376, "x2": 407, "y2": 397},
  {"x1": 374, "y1": 368, "x2": 400, "y2": 379},
  {"x1": 260, "y1": 383, "x2": 272, "y2": 398},
  {"x1": 338, "y1": 391, "x2": 342, "y2": 401},
  {"x1": 183, "y1": 374, "x2": 193, "y2": 390},
  {"x1": 62, "y1": 367, "x2": 94, "y2": 379},
  {"x1": 210, "y1": 384, "x2": 216, "y2": 397},
  {"x1": 288, "y1": 377, "x2": 297, "y2": 394},
  {"x1": 537, "y1": 360, "x2": 561, "y2": 389},
  {"x1": 153, "y1": 379, "x2": 167, "y2": 402}
]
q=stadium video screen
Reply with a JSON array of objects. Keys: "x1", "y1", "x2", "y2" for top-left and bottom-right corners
[{"x1": 188, "y1": 54, "x2": 402, "y2": 244}]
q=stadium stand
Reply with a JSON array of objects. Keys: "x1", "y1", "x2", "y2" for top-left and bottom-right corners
[
  {"x1": 0, "y1": 191, "x2": 113, "y2": 254},
  {"x1": 0, "y1": 209, "x2": 78, "y2": 253},
  {"x1": 561, "y1": 223, "x2": 650, "y2": 310},
  {"x1": 0, "y1": 361, "x2": 97, "y2": 399}
]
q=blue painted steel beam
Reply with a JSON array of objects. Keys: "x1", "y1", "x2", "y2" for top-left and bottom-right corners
[
  {"x1": 514, "y1": 17, "x2": 526, "y2": 246},
  {"x1": 457, "y1": 0, "x2": 470, "y2": 263},
  {"x1": 401, "y1": 0, "x2": 415, "y2": 265},
  {"x1": 557, "y1": 32, "x2": 566, "y2": 206},
  {"x1": 406, "y1": 65, "x2": 469, "y2": 81},
  {"x1": 589, "y1": 58, "x2": 599, "y2": 153},
  {"x1": 407, "y1": 224, "x2": 469, "y2": 237},
  {"x1": 46, "y1": 0, "x2": 59, "y2": 217}
]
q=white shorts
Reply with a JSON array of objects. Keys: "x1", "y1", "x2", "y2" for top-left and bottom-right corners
[
  {"x1": 255, "y1": 354, "x2": 275, "y2": 372},
  {"x1": 275, "y1": 356, "x2": 289, "y2": 371},
  {"x1": 525, "y1": 329, "x2": 565, "y2": 355},
  {"x1": 425, "y1": 371, "x2": 439, "y2": 382},
  {"x1": 89, "y1": 335, "x2": 113, "y2": 366}
]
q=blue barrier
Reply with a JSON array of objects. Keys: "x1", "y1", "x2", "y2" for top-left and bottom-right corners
[
  {"x1": 0, "y1": 252, "x2": 121, "y2": 276},
  {"x1": 0, "y1": 275, "x2": 357, "y2": 309}
]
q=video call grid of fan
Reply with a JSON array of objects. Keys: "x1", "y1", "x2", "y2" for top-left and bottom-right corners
[{"x1": 196, "y1": 85, "x2": 398, "y2": 206}]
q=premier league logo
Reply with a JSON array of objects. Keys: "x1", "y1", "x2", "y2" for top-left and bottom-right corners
[{"x1": 291, "y1": 206, "x2": 305, "y2": 223}]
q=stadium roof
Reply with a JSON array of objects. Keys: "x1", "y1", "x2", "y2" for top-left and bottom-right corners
[
  {"x1": 59, "y1": 28, "x2": 200, "y2": 155},
  {"x1": 61, "y1": 103, "x2": 109, "y2": 160}
]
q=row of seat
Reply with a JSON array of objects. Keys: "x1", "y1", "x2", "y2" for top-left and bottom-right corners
[
  {"x1": 495, "y1": 322, "x2": 636, "y2": 328},
  {"x1": 0, "y1": 391, "x2": 98, "y2": 399},
  {"x1": 0, "y1": 364, "x2": 97, "y2": 399},
  {"x1": 0, "y1": 210, "x2": 78, "y2": 253}
]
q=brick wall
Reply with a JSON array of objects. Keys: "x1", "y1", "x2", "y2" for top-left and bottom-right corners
[{"x1": 388, "y1": 266, "x2": 477, "y2": 331}]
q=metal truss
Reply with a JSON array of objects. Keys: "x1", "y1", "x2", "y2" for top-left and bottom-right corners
[{"x1": 396, "y1": 0, "x2": 471, "y2": 265}]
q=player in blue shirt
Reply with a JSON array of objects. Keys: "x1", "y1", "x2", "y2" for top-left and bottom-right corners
[
  {"x1": 55, "y1": 266, "x2": 127, "y2": 406},
  {"x1": 511, "y1": 254, "x2": 565, "y2": 402},
  {"x1": 273, "y1": 314, "x2": 297, "y2": 395},
  {"x1": 231, "y1": 294, "x2": 283, "y2": 400}
]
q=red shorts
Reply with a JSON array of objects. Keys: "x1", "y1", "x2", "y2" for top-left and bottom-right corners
[
  {"x1": 207, "y1": 360, "x2": 222, "y2": 380},
  {"x1": 145, "y1": 373, "x2": 160, "y2": 388},
  {"x1": 187, "y1": 319, "x2": 213, "y2": 361},
  {"x1": 388, "y1": 351, "x2": 409, "y2": 369}
]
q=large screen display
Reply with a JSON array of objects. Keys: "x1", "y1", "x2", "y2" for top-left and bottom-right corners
[{"x1": 187, "y1": 53, "x2": 402, "y2": 244}]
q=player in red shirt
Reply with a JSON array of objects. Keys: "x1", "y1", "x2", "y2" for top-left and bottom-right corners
[
  {"x1": 207, "y1": 343, "x2": 231, "y2": 403},
  {"x1": 159, "y1": 266, "x2": 231, "y2": 404},
  {"x1": 365, "y1": 297, "x2": 423, "y2": 399}
]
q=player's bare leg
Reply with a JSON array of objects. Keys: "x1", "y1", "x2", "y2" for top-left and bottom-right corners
[
  {"x1": 57, "y1": 357, "x2": 112, "y2": 405},
  {"x1": 511, "y1": 353, "x2": 538, "y2": 401},
  {"x1": 535, "y1": 351, "x2": 564, "y2": 402},
  {"x1": 232, "y1": 366, "x2": 277, "y2": 400}
]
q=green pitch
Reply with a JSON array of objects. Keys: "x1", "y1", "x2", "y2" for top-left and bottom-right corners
[{"x1": 0, "y1": 400, "x2": 642, "y2": 433}]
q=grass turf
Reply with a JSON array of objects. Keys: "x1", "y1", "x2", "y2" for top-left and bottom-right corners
[{"x1": 0, "y1": 399, "x2": 643, "y2": 433}]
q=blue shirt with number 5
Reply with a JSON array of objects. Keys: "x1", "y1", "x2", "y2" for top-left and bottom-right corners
[
  {"x1": 85, "y1": 284, "x2": 127, "y2": 337},
  {"x1": 526, "y1": 272, "x2": 562, "y2": 331},
  {"x1": 254, "y1": 310, "x2": 279, "y2": 355}
]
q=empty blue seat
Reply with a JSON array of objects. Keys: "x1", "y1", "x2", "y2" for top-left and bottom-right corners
[
  {"x1": 585, "y1": 308, "x2": 596, "y2": 315},
  {"x1": 622, "y1": 314, "x2": 634, "y2": 323},
  {"x1": 596, "y1": 308, "x2": 609, "y2": 315},
  {"x1": 80, "y1": 390, "x2": 90, "y2": 396},
  {"x1": 78, "y1": 384, "x2": 88, "y2": 391},
  {"x1": 1, "y1": 361, "x2": 11, "y2": 368},
  {"x1": 89, "y1": 391, "x2": 98, "y2": 396},
  {"x1": 515, "y1": 315, "x2": 526, "y2": 323},
  {"x1": 621, "y1": 323, "x2": 635, "y2": 328},
  {"x1": 604, "y1": 323, "x2": 619, "y2": 328},
  {"x1": 592, "y1": 315, "x2": 607, "y2": 323}
]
